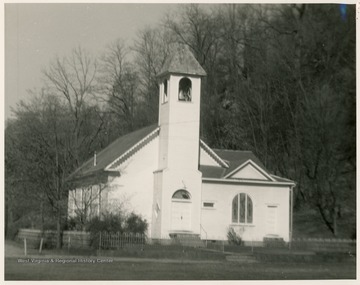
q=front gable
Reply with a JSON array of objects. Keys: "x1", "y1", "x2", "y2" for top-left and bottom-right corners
[{"x1": 224, "y1": 160, "x2": 275, "y2": 181}]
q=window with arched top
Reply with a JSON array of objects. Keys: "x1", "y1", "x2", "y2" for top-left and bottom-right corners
[
  {"x1": 163, "y1": 79, "x2": 168, "y2": 96},
  {"x1": 163, "y1": 79, "x2": 168, "y2": 103},
  {"x1": 172, "y1": 189, "x2": 191, "y2": 200},
  {"x1": 232, "y1": 193, "x2": 253, "y2": 224},
  {"x1": 178, "y1": 77, "x2": 192, "y2": 101},
  {"x1": 161, "y1": 79, "x2": 168, "y2": 104}
]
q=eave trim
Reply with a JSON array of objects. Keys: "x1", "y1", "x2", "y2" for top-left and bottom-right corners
[
  {"x1": 200, "y1": 140, "x2": 229, "y2": 168},
  {"x1": 105, "y1": 126, "x2": 160, "y2": 171},
  {"x1": 202, "y1": 177, "x2": 295, "y2": 187}
]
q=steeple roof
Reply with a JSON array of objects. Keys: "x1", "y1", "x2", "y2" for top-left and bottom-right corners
[{"x1": 157, "y1": 44, "x2": 207, "y2": 77}]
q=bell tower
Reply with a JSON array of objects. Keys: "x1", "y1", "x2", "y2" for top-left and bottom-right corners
[{"x1": 151, "y1": 45, "x2": 206, "y2": 239}]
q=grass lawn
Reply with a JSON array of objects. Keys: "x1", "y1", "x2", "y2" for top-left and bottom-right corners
[{"x1": 5, "y1": 257, "x2": 356, "y2": 280}]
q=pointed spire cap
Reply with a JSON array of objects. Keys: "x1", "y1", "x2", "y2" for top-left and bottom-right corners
[{"x1": 157, "y1": 44, "x2": 207, "y2": 78}]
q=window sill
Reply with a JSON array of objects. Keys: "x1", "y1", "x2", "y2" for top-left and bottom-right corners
[{"x1": 230, "y1": 223, "x2": 255, "y2": 227}]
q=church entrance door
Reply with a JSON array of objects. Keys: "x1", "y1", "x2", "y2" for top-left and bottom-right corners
[
  {"x1": 171, "y1": 201, "x2": 191, "y2": 231},
  {"x1": 171, "y1": 189, "x2": 192, "y2": 232}
]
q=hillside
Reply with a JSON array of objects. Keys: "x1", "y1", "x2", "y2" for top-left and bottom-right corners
[{"x1": 292, "y1": 207, "x2": 356, "y2": 239}]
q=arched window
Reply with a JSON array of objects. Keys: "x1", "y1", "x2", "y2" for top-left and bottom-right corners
[
  {"x1": 163, "y1": 79, "x2": 168, "y2": 103},
  {"x1": 178, "y1": 77, "x2": 192, "y2": 101},
  {"x1": 163, "y1": 79, "x2": 168, "y2": 96},
  {"x1": 161, "y1": 79, "x2": 168, "y2": 104},
  {"x1": 232, "y1": 193, "x2": 253, "y2": 224},
  {"x1": 172, "y1": 189, "x2": 191, "y2": 200}
]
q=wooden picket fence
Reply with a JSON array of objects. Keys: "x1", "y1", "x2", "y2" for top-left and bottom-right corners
[
  {"x1": 16, "y1": 229, "x2": 91, "y2": 249},
  {"x1": 16, "y1": 229, "x2": 57, "y2": 249},
  {"x1": 63, "y1": 231, "x2": 91, "y2": 248},
  {"x1": 99, "y1": 232, "x2": 146, "y2": 249},
  {"x1": 17, "y1": 228, "x2": 355, "y2": 253}
]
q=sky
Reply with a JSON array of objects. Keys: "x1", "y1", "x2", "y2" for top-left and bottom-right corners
[
  {"x1": 4, "y1": 1, "x2": 358, "y2": 120},
  {"x1": 4, "y1": 3, "x2": 179, "y2": 119}
]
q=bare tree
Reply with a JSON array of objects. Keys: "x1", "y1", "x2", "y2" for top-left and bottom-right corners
[
  {"x1": 133, "y1": 27, "x2": 172, "y2": 124},
  {"x1": 99, "y1": 40, "x2": 140, "y2": 134},
  {"x1": 43, "y1": 46, "x2": 102, "y2": 168}
]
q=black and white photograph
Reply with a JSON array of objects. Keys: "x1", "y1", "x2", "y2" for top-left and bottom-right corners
[{"x1": 4, "y1": 1, "x2": 357, "y2": 281}]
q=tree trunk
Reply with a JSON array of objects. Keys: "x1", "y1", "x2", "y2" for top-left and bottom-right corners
[
  {"x1": 317, "y1": 203, "x2": 334, "y2": 235},
  {"x1": 333, "y1": 206, "x2": 338, "y2": 237},
  {"x1": 56, "y1": 207, "x2": 62, "y2": 249},
  {"x1": 40, "y1": 196, "x2": 44, "y2": 232}
]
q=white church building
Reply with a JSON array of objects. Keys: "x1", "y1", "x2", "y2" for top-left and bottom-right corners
[{"x1": 68, "y1": 45, "x2": 295, "y2": 245}]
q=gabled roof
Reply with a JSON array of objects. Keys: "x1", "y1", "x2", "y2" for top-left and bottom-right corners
[
  {"x1": 199, "y1": 148, "x2": 294, "y2": 184},
  {"x1": 69, "y1": 124, "x2": 159, "y2": 180},
  {"x1": 212, "y1": 149, "x2": 268, "y2": 177},
  {"x1": 157, "y1": 44, "x2": 206, "y2": 78},
  {"x1": 69, "y1": 124, "x2": 294, "y2": 186},
  {"x1": 199, "y1": 165, "x2": 226, "y2": 179},
  {"x1": 199, "y1": 149, "x2": 266, "y2": 179},
  {"x1": 106, "y1": 126, "x2": 160, "y2": 171}
]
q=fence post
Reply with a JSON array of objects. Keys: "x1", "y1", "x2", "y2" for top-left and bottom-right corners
[
  {"x1": 24, "y1": 238, "x2": 27, "y2": 256},
  {"x1": 68, "y1": 236, "x2": 71, "y2": 251},
  {"x1": 39, "y1": 238, "x2": 43, "y2": 254},
  {"x1": 99, "y1": 232, "x2": 102, "y2": 251}
]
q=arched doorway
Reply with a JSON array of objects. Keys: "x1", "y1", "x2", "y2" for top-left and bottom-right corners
[{"x1": 171, "y1": 189, "x2": 192, "y2": 231}]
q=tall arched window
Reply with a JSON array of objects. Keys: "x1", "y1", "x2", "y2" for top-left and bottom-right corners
[
  {"x1": 232, "y1": 193, "x2": 253, "y2": 224},
  {"x1": 163, "y1": 79, "x2": 168, "y2": 96},
  {"x1": 178, "y1": 77, "x2": 192, "y2": 101},
  {"x1": 172, "y1": 189, "x2": 191, "y2": 200}
]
